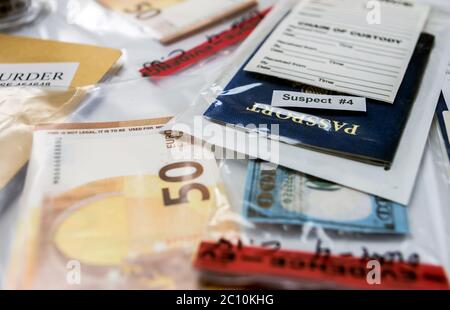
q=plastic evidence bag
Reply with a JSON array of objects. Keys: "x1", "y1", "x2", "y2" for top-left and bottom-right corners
[
  {"x1": 165, "y1": 0, "x2": 450, "y2": 205},
  {"x1": 4, "y1": 99, "x2": 230, "y2": 289},
  {"x1": 61, "y1": 0, "x2": 277, "y2": 81},
  {"x1": 192, "y1": 158, "x2": 450, "y2": 290}
]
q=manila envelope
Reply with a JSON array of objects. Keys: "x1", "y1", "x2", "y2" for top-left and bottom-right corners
[{"x1": 0, "y1": 34, "x2": 122, "y2": 190}]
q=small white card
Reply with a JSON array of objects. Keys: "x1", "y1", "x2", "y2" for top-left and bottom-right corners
[
  {"x1": 244, "y1": 0, "x2": 430, "y2": 104},
  {"x1": 271, "y1": 90, "x2": 366, "y2": 112},
  {"x1": 0, "y1": 62, "x2": 79, "y2": 89}
]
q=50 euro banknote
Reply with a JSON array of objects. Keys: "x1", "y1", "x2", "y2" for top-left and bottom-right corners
[
  {"x1": 243, "y1": 161, "x2": 409, "y2": 234},
  {"x1": 5, "y1": 117, "x2": 229, "y2": 289}
]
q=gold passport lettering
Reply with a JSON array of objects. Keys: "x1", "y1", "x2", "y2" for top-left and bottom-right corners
[{"x1": 246, "y1": 104, "x2": 360, "y2": 135}]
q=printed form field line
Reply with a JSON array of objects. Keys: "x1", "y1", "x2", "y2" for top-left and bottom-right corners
[
  {"x1": 270, "y1": 47, "x2": 400, "y2": 78},
  {"x1": 244, "y1": 0, "x2": 429, "y2": 103},
  {"x1": 264, "y1": 62, "x2": 393, "y2": 96},
  {"x1": 285, "y1": 33, "x2": 406, "y2": 59},
  {"x1": 274, "y1": 41, "x2": 401, "y2": 72},
  {"x1": 285, "y1": 29, "x2": 409, "y2": 54}
]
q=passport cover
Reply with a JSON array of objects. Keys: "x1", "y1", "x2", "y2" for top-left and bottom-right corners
[{"x1": 203, "y1": 33, "x2": 434, "y2": 166}]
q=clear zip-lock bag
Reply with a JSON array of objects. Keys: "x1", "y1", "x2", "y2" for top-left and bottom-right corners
[{"x1": 2, "y1": 79, "x2": 231, "y2": 289}]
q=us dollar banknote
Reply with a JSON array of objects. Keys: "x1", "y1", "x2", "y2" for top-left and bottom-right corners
[
  {"x1": 243, "y1": 161, "x2": 408, "y2": 234},
  {"x1": 6, "y1": 117, "x2": 229, "y2": 289}
]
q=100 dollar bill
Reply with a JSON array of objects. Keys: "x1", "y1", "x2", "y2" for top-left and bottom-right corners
[
  {"x1": 6, "y1": 117, "x2": 228, "y2": 289},
  {"x1": 243, "y1": 161, "x2": 408, "y2": 234}
]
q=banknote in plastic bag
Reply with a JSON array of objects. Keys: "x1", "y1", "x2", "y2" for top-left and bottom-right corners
[
  {"x1": 5, "y1": 117, "x2": 229, "y2": 289},
  {"x1": 243, "y1": 161, "x2": 408, "y2": 234}
]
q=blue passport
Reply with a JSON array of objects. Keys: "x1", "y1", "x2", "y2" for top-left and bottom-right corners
[{"x1": 204, "y1": 33, "x2": 434, "y2": 166}]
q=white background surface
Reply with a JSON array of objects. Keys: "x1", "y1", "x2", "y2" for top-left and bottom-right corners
[{"x1": 0, "y1": 0, "x2": 450, "y2": 288}]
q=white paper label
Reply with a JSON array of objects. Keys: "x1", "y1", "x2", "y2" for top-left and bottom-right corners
[
  {"x1": 244, "y1": 0, "x2": 430, "y2": 104},
  {"x1": 0, "y1": 62, "x2": 79, "y2": 89},
  {"x1": 271, "y1": 90, "x2": 366, "y2": 112}
]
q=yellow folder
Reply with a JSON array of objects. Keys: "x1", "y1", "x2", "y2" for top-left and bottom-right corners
[{"x1": 0, "y1": 34, "x2": 122, "y2": 190}]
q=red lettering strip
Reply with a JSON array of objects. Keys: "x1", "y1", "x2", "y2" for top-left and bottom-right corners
[
  {"x1": 140, "y1": 8, "x2": 271, "y2": 78},
  {"x1": 195, "y1": 241, "x2": 450, "y2": 290}
]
